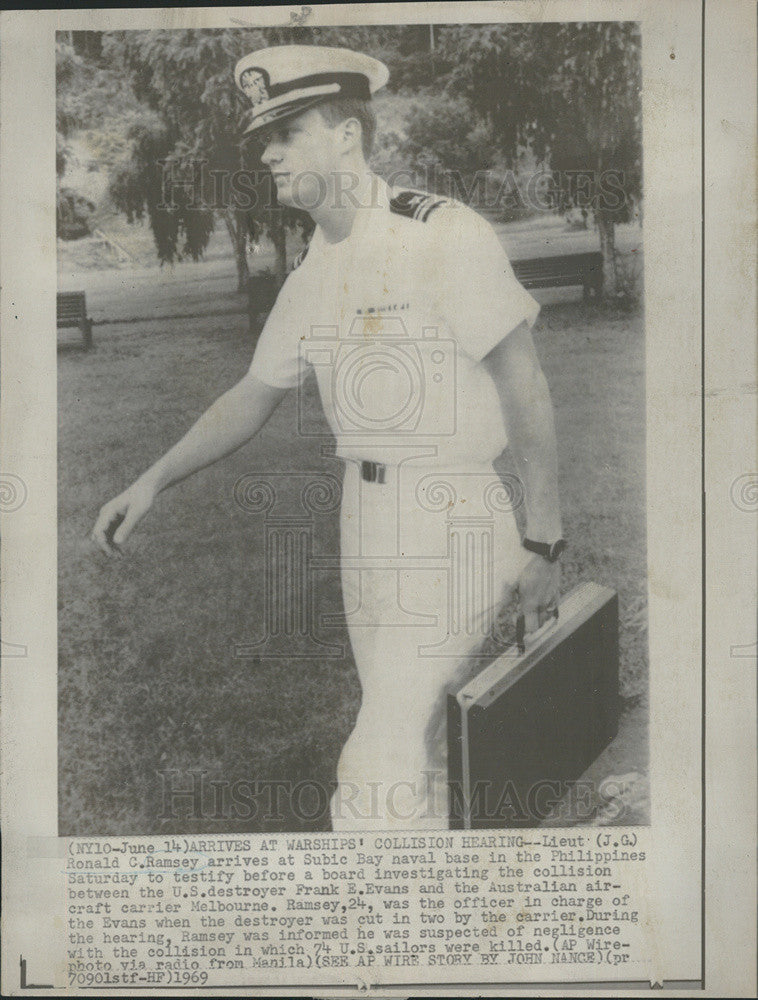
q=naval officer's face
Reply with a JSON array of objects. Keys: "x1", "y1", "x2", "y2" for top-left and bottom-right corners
[{"x1": 260, "y1": 107, "x2": 341, "y2": 212}]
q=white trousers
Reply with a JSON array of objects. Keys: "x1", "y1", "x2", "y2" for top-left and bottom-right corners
[{"x1": 330, "y1": 458, "x2": 530, "y2": 831}]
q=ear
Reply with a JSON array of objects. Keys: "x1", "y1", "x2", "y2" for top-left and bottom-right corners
[{"x1": 340, "y1": 117, "x2": 363, "y2": 155}]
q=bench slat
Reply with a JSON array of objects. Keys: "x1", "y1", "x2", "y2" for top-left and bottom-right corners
[
  {"x1": 57, "y1": 291, "x2": 93, "y2": 349},
  {"x1": 512, "y1": 252, "x2": 603, "y2": 293}
]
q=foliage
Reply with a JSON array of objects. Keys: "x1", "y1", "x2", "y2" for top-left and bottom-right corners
[
  {"x1": 613, "y1": 248, "x2": 644, "y2": 307},
  {"x1": 109, "y1": 114, "x2": 214, "y2": 263},
  {"x1": 56, "y1": 41, "x2": 81, "y2": 176},
  {"x1": 98, "y1": 30, "x2": 301, "y2": 279},
  {"x1": 401, "y1": 95, "x2": 497, "y2": 178},
  {"x1": 443, "y1": 22, "x2": 642, "y2": 208},
  {"x1": 59, "y1": 24, "x2": 642, "y2": 294},
  {"x1": 57, "y1": 186, "x2": 95, "y2": 240},
  {"x1": 56, "y1": 134, "x2": 68, "y2": 179},
  {"x1": 57, "y1": 38, "x2": 143, "y2": 136},
  {"x1": 57, "y1": 37, "x2": 154, "y2": 184},
  {"x1": 95, "y1": 26, "x2": 431, "y2": 281},
  {"x1": 441, "y1": 23, "x2": 554, "y2": 166},
  {"x1": 545, "y1": 22, "x2": 642, "y2": 294},
  {"x1": 441, "y1": 22, "x2": 642, "y2": 293},
  {"x1": 546, "y1": 24, "x2": 642, "y2": 219}
]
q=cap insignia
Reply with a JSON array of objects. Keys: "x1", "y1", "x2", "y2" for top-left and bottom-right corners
[{"x1": 240, "y1": 69, "x2": 269, "y2": 107}]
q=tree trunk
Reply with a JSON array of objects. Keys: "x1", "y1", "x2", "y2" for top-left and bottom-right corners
[
  {"x1": 269, "y1": 214, "x2": 288, "y2": 286},
  {"x1": 596, "y1": 209, "x2": 618, "y2": 299},
  {"x1": 223, "y1": 209, "x2": 250, "y2": 293}
]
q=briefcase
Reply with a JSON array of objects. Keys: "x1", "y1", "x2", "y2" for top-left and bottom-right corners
[{"x1": 448, "y1": 581, "x2": 619, "y2": 829}]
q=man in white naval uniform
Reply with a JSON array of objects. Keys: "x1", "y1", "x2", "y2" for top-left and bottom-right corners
[{"x1": 92, "y1": 45, "x2": 565, "y2": 831}]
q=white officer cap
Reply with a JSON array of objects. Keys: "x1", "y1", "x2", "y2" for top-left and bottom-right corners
[{"x1": 234, "y1": 44, "x2": 389, "y2": 137}]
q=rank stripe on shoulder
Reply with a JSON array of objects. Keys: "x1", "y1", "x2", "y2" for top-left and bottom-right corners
[
  {"x1": 292, "y1": 243, "x2": 309, "y2": 270},
  {"x1": 418, "y1": 198, "x2": 446, "y2": 223},
  {"x1": 389, "y1": 188, "x2": 448, "y2": 223}
]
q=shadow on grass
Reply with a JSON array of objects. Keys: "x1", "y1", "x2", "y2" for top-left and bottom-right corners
[{"x1": 57, "y1": 341, "x2": 95, "y2": 356}]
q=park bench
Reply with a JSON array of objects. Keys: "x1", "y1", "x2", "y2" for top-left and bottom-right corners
[
  {"x1": 512, "y1": 251, "x2": 603, "y2": 299},
  {"x1": 57, "y1": 291, "x2": 93, "y2": 349}
]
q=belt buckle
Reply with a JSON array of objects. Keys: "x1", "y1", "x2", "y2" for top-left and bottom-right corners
[{"x1": 360, "y1": 461, "x2": 386, "y2": 484}]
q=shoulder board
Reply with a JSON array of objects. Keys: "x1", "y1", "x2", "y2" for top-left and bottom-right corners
[
  {"x1": 291, "y1": 243, "x2": 309, "y2": 271},
  {"x1": 389, "y1": 188, "x2": 449, "y2": 223}
]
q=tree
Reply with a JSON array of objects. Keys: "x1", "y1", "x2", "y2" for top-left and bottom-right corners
[
  {"x1": 56, "y1": 39, "x2": 83, "y2": 178},
  {"x1": 443, "y1": 22, "x2": 642, "y2": 297},
  {"x1": 100, "y1": 27, "x2": 413, "y2": 291},
  {"x1": 544, "y1": 23, "x2": 642, "y2": 296},
  {"x1": 399, "y1": 93, "x2": 499, "y2": 206},
  {"x1": 439, "y1": 23, "x2": 555, "y2": 165},
  {"x1": 108, "y1": 114, "x2": 215, "y2": 264},
  {"x1": 103, "y1": 29, "x2": 302, "y2": 290},
  {"x1": 56, "y1": 41, "x2": 92, "y2": 236}
]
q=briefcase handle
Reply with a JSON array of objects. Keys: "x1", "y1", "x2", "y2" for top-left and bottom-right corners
[{"x1": 516, "y1": 606, "x2": 560, "y2": 655}]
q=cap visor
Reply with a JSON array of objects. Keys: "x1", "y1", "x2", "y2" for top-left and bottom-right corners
[{"x1": 240, "y1": 94, "x2": 333, "y2": 140}]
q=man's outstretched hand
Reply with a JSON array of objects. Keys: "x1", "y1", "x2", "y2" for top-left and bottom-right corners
[
  {"x1": 91, "y1": 479, "x2": 157, "y2": 557},
  {"x1": 516, "y1": 554, "x2": 561, "y2": 636}
]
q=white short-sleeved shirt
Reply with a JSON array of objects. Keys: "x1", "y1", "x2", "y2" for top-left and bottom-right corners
[{"x1": 249, "y1": 177, "x2": 540, "y2": 467}]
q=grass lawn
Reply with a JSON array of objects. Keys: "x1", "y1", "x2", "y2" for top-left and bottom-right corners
[{"x1": 58, "y1": 291, "x2": 647, "y2": 835}]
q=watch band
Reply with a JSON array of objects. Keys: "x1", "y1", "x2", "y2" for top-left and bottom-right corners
[{"x1": 522, "y1": 537, "x2": 567, "y2": 563}]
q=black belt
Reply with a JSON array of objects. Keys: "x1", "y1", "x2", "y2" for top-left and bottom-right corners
[{"x1": 360, "y1": 461, "x2": 386, "y2": 484}]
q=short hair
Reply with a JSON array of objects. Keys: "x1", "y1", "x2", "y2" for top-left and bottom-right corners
[{"x1": 316, "y1": 97, "x2": 377, "y2": 159}]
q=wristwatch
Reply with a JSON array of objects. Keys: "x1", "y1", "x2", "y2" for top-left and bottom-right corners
[{"x1": 522, "y1": 537, "x2": 567, "y2": 563}]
